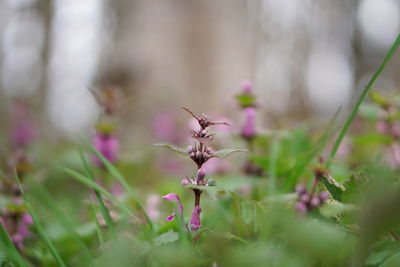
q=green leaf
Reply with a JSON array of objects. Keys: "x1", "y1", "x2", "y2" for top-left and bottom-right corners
[
  {"x1": 321, "y1": 174, "x2": 345, "y2": 201},
  {"x1": 369, "y1": 90, "x2": 391, "y2": 108},
  {"x1": 366, "y1": 241, "x2": 400, "y2": 266},
  {"x1": 154, "y1": 230, "x2": 179, "y2": 246},
  {"x1": 212, "y1": 148, "x2": 248, "y2": 158},
  {"x1": 380, "y1": 252, "x2": 400, "y2": 267},
  {"x1": 319, "y1": 200, "x2": 356, "y2": 218},
  {"x1": 235, "y1": 93, "x2": 256, "y2": 107},
  {"x1": 154, "y1": 142, "x2": 187, "y2": 156}
]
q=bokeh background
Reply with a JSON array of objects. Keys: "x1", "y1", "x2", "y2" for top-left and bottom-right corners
[{"x1": 0, "y1": 0, "x2": 399, "y2": 145}]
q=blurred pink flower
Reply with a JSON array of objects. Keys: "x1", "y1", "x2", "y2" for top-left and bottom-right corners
[
  {"x1": 146, "y1": 194, "x2": 161, "y2": 221},
  {"x1": 1, "y1": 211, "x2": 33, "y2": 251},
  {"x1": 110, "y1": 183, "x2": 124, "y2": 197},
  {"x1": 92, "y1": 132, "x2": 119, "y2": 167},
  {"x1": 376, "y1": 120, "x2": 389, "y2": 135},
  {"x1": 325, "y1": 137, "x2": 351, "y2": 159},
  {"x1": 241, "y1": 107, "x2": 256, "y2": 140},
  {"x1": 10, "y1": 102, "x2": 35, "y2": 148},
  {"x1": 203, "y1": 158, "x2": 230, "y2": 175},
  {"x1": 388, "y1": 143, "x2": 400, "y2": 168},
  {"x1": 152, "y1": 113, "x2": 177, "y2": 142}
]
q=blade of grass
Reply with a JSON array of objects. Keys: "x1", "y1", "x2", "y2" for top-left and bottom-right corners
[
  {"x1": 79, "y1": 150, "x2": 115, "y2": 236},
  {"x1": 80, "y1": 137, "x2": 153, "y2": 230},
  {"x1": 328, "y1": 34, "x2": 400, "y2": 166},
  {"x1": 63, "y1": 168, "x2": 152, "y2": 239},
  {"x1": 31, "y1": 184, "x2": 93, "y2": 264},
  {"x1": 0, "y1": 222, "x2": 29, "y2": 267},
  {"x1": 15, "y1": 174, "x2": 66, "y2": 267},
  {"x1": 91, "y1": 204, "x2": 105, "y2": 248}
]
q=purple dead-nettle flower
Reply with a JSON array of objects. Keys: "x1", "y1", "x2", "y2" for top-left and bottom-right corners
[
  {"x1": 156, "y1": 107, "x2": 246, "y2": 234},
  {"x1": 92, "y1": 131, "x2": 119, "y2": 167},
  {"x1": 189, "y1": 205, "x2": 202, "y2": 231},
  {"x1": 162, "y1": 193, "x2": 184, "y2": 221}
]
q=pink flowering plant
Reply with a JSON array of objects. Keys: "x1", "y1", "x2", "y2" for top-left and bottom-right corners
[{"x1": 156, "y1": 107, "x2": 247, "y2": 233}]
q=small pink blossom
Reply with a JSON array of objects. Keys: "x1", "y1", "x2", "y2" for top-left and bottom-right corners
[
  {"x1": 92, "y1": 132, "x2": 119, "y2": 167},
  {"x1": 376, "y1": 120, "x2": 389, "y2": 135},
  {"x1": 146, "y1": 195, "x2": 161, "y2": 221},
  {"x1": 162, "y1": 193, "x2": 183, "y2": 221}
]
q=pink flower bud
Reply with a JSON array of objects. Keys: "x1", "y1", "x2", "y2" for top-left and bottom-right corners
[
  {"x1": 205, "y1": 146, "x2": 213, "y2": 154},
  {"x1": 197, "y1": 168, "x2": 206, "y2": 180},
  {"x1": 181, "y1": 178, "x2": 190, "y2": 185},
  {"x1": 187, "y1": 145, "x2": 194, "y2": 153},
  {"x1": 299, "y1": 193, "x2": 310, "y2": 203},
  {"x1": 318, "y1": 191, "x2": 329, "y2": 202},
  {"x1": 295, "y1": 184, "x2": 306, "y2": 195},
  {"x1": 310, "y1": 196, "x2": 321, "y2": 208},
  {"x1": 196, "y1": 151, "x2": 202, "y2": 158},
  {"x1": 295, "y1": 202, "x2": 308, "y2": 214}
]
